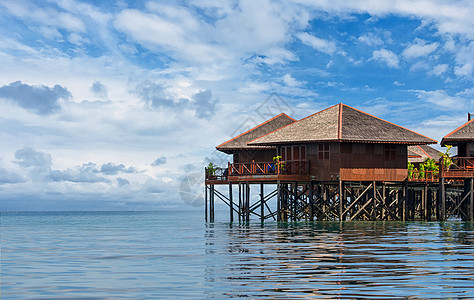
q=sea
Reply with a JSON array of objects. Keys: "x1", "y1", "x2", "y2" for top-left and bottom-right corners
[{"x1": 1, "y1": 210, "x2": 473, "y2": 299}]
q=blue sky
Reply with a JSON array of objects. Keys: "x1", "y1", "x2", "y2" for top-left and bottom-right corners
[{"x1": 0, "y1": 0, "x2": 472, "y2": 211}]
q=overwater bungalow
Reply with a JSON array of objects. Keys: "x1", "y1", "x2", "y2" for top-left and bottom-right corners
[
  {"x1": 247, "y1": 103, "x2": 436, "y2": 182},
  {"x1": 205, "y1": 104, "x2": 474, "y2": 222},
  {"x1": 407, "y1": 145, "x2": 442, "y2": 165}
]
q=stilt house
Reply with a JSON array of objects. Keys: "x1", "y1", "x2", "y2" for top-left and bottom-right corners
[
  {"x1": 408, "y1": 145, "x2": 442, "y2": 165},
  {"x1": 248, "y1": 103, "x2": 436, "y2": 182}
]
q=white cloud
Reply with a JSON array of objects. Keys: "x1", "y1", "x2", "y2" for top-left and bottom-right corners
[
  {"x1": 411, "y1": 89, "x2": 466, "y2": 110},
  {"x1": 402, "y1": 39, "x2": 438, "y2": 59},
  {"x1": 1, "y1": 0, "x2": 86, "y2": 33},
  {"x1": 454, "y1": 63, "x2": 473, "y2": 77},
  {"x1": 357, "y1": 32, "x2": 384, "y2": 46},
  {"x1": 370, "y1": 49, "x2": 399, "y2": 68},
  {"x1": 297, "y1": 32, "x2": 337, "y2": 55},
  {"x1": 428, "y1": 64, "x2": 449, "y2": 76},
  {"x1": 282, "y1": 74, "x2": 302, "y2": 87},
  {"x1": 290, "y1": 0, "x2": 474, "y2": 39}
]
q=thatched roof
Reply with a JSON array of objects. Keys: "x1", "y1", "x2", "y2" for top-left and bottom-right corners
[
  {"x1": 441, "y1": 118, "x2": 474, "y2": 146},
  {"x1": 249, "y1": 103, "x2": 437, "y2": 146},
  {"x1": 408, "y1": 145, "x2": 442, "y2": 163},
  {"x1": 216, "y1": 113, "x2": 296, "y2": 153}
]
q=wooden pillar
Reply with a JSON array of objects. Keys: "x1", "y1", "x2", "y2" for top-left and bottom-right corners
[
  {"x1": 381, "y1": 184, "x2": 386, "y2": 220},
  {"x1": 229, "y1": 182, "x2": 233, "y2": 223},
  {"x1": 339, "y1": 180, "x2": 344, "y2": 221},
  {"x1": 293, "y1": 182, "x2": 298, "y2": 222},
  {"x1": 470, "y1": 178, "x2": 474, "y2": 221},
  {"x1": 210, "y1": 184, "x2": 215, "y2": 222},
  {"x1": 238, "y1": 183, "x2": 242, "y2": 223},
  {"x1": 372, "y1": 181, "x2": 377, "y2": 221},
  {"x1": 427, "y1": 189, "x2": 432, "y2": 221},
  {"x1": 283, "y1": 184, "x2": 288, "y2": 222},
  {"x1": 322, "y1": 182, "x2": 327, "y2": 221},
  {"x1": 245, "y1": 182, "x2": 250, "y2": 223},
  {"x1": 260, "y1": 182, "x2": 264, "y2": 223},
  {"x1": 309, "y1": 181, "x2": 314, "y2": 221},
  {"x1": 205, "y1": 184, "x2": 208, "y2": 222},
  {"x1": 422, "y1": 184, "x2": 428, "y2": 221},
  {"x1": 440, "y1": 177, "x2": 446, "y2": 221},
  {"x1": 403, "y1": 181, "x2": 408, "y2": 221},
  {"x1": 277, "y1": 181, "x2": 281, "y2": 222}
]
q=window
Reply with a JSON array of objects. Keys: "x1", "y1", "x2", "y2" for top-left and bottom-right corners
[
  {"x1": 281, "y1": 145, "x2": 306, "y2": 161},
  {"x1": 384, "y1": 144, "x2": 396, "y2": 161},
  {"x1": 318, "y1": 143, "x2": 330, "y2": 160}
]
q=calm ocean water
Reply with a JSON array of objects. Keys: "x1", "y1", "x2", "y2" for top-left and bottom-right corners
[{"x1": 1, "y1": 211, "x2": 473, "y2": 299}]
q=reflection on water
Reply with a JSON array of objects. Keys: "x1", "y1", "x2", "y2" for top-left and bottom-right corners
[
  {"x1": 204, "y1": 222, "x2": 474, "y2": 299},
  {"x1": 1, "y1": 212, "x2": 473, "y2": 299}
]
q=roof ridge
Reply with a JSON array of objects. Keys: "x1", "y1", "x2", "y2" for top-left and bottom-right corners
[
  {"x1": 216, "y1": 113, "x2": 293, "y2": 149},
  {"x1": 417, "y1": 145, "x2": 431, "y2": 159},
  {"x1": 342, "y1": 105, "x2": 437, "y2": 144},
  {"x1": 247, "y1": 104, "x2": 340, "y2": 145},
  {"x1": 442, "y1": 117, "x2": 474, "y2": 139},
  {"x1": 338, "y1": 103, "x2": 343, "y2": 140}
]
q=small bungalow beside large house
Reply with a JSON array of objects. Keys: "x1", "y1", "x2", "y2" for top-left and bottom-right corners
[
  {"x1": 215, "y1": 103, "x2": 437, "y2": 182},
  {"x1": 408, "y1": 145, "x2": 442, "y2": 165},
  {"x1": 216, "y1": 113, "x2": 295, "y2": 164}
]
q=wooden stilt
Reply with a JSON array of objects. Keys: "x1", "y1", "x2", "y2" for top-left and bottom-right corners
[
  {"x1": 381, "y1": 184, "x2": 386, "y2": 220},
  {"x1": 339, "y1": 180, "x2": 343, "y2": 221},
  {"x1": 322, "y1": 182, "x2": 327, "y2": 221},
  {"x1": 403, "y1": 181, "x2": 408, "y2": 221},
  {"x1": 205, "y1": 184, "x2": 208, "y2": 222},
  {"x1": 293, "y1": 182, "x2": 298, "y2": 222},
  {"x1": 229, "y1": 182, "x2": 233, "y2": 223},
  {"x1": 260, "y1": 182, "x2": 264, "y2": 223},
  {"x1": 210, "y1": 184, "x2": 215, "y2": 222},
  {"x1": 470, "y1": 178, "x2": 474, "y2": 221},
  {"x1": 427, "y1": 189, "x2": 432, "y2": 221},
  {"x1": 277, "y1": 181, "x2": 281, "y2": 222},
  {"x1": 309, "y1": 181, "x2": 314, "y2": 221},
  {"x1": 372, "y1": 181, "x2": 377, "y2": 221},
  {"x1": 440, "y1": 177, "x2": 446, "y2": 221},
  {"x1": 245, "y1": 182, "x2": 250, "y2": 223},
  {"x1": 423, "y1": 184, "x2": 428, "y2": 221},
  {"x1": 238, "y1": 183, "x2": 242, "y2": 223}
]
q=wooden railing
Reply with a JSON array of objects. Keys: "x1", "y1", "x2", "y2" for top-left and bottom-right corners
[
  {"x1": 228, "y1": 161, "x2": 310, "y2": 176},
  {"x1": 205, "y1": 167, "x2": 228, "y2": 181},
  {"x1": 441, "y1": 157, "x2": 474, "y2": 178},
  {"x1": 408, "y1": 170, "x2": 439, "y2": 182}
]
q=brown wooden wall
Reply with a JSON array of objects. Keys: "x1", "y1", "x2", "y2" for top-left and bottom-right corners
[
  {"x1": 456, "y1": 142, "x2": 474, "y2": 157},
  {"x1": 233, "y1": 149, "x2": 276, "y2": 163},
  {"x1": 305, "y1": 142, "x2": 408, "y2": 181}
]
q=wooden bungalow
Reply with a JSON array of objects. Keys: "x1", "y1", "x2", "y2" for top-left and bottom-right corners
[
  {"x1": 248, "y1": 103, "x2": 436, "y2": 182},
  {"x1": 440, "y1": 114, "x2": 474, "y2": 178},
  {"x1": 205, "y1": 105, "x2": 474, "y2": 222},
  {"x1": 408, "y1": 145, "x2": 442, "y2": 165}
]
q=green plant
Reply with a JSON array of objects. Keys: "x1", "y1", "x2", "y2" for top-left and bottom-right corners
[
  {"x1": 418, "y1": 163, "x2": 425, "y2": 179},
  {"x1": 439, "y1": 145, "x2": 454, "y2": 170},
  {"x1": 207, "y1": 162, "x2": 218, "y2": 177},
  {"x1": 421, "y1": 158, "x2": 439, "y2": 178},
  {"x1": 273, "y1": 156, "x2": 285, "y2": 171},
  {"x1": 408, "y1": 162, "x2": 415, "y2": 179}
]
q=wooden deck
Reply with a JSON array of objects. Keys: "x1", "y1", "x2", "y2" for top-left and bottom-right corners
[
  {"x1": 205, "y1": 161, "x2": 310, "y2": 184},
  {"x1": 442, "y1": 157, "x2": 474, "y2": 179},
  {"x1": 206, "y1": 157, "x2": 474, "y2": 184}
]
